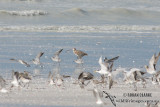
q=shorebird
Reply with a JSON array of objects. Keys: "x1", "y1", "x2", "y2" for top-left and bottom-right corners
[
  {"x1": 51, "y1": 49, "x2": 63, "y2": 63},
  {"x1": 32, "y1": 52, "x2": 44, "y2": 66},
  {"x1": 94, "y1": 56, "x2": 113, "y2": 75},
  {"x1": 154, "y1": 70, "x2": 160, "y2": 84},
  {"x1": 10, "y1": 70, "x2": 20, "y2": 89},
  {"x1": 123, "y1": 68, "x2": 146, "y2": 91},
  {"x1": 0, "y1": 76, "x2": 8, "y2": 93},
  {"x1": 19, "y1": 71, "x2": 32, "y2": 88},
  {"x1": 73, "y1": 48, "x2": 87, "y2": 64},
  {"x1": 78, "y1": 72, "x2": 94, "y2": 88},
  {"x1": 94, "y1": 56, "x2": 115, "y2": 89},
  {"x1": 145, "y1": 53, "x2": 160, "y2": 84},
  {"x1": 48, "y1": 72, "x2": 70, "y2": 87},
  {"x1": 145, "y1": 53, "x2": 160, "y2": 75},
  {"x1": 10, "y1": 58, "x2": 30, "y2": 67},
  {"x1": 48, "y1": 71, "x2": 55, "y2": 85}
]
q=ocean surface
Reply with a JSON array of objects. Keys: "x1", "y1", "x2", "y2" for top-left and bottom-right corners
[{"x1": 0, "y1": 0, "x2": 160, "y2": 79}]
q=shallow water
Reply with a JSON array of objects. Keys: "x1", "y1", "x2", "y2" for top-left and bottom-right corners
[{"x1": 0, "y1": 31, "x2": 160, "y2": 78}]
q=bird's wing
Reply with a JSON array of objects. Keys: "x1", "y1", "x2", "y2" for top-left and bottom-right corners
[
  {"x1": 155, "y1": 70, "x2": 160, "y2": 77},
  {"x1": 22, "y1": 73, "x2": 31, "y2": 80},
  {"x1": 149, "y1": 54, "x2": 155, "y2": 70},
  {"x1": 154, "y1": 52, "x2": 160, "y2": 64},
  {"x1": 108, "y1": 62, "x2": 114, "y2": 72},
  {"x1": 78, "y1": 72, "x2": 83, "y2": 80},
  {"x1": 35, "y1": 52, "x2": 44, "y2": 61},
  {"x1": 78, "y1": 50, "x2": 88, "y2": 59},
  {"x1": 154, "y1": 52, "x2": 160, "y2": 70},
  {"x1": 54, "y1": 49, "x2": 63, "y2": 56},
  {"x1": 105, "y1": 56, "x2": 119, "y2": 63},
  {"x1": 98, "y1": 56, "x2": 107, "y2": 71},
  {"x1": 19, "y1": 60, "x2": 30, "y2": 67},
  {"x1": 85, "y1": 72, "x2": 94, "y2": 80}
]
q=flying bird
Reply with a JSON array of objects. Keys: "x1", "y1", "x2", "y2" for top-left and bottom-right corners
[
  {"x1": 32, "y1": 52, "x2": 44, "y2": 65},
  {"x1": 10, "y1": 58, "x2": 30, "y2": 67},
  {"x1": 123, "y1": 68, "x2": 146, "y2": 91},
  {"x1": 104, "y1": 56, "x2": 119, "y2": 67},
  {"x1": 19, "y1": 71, "x2": 32, "y2": 88},
  {"x1": 145, "y1": 53, "x2": 160, "y2": 84},
  {"x1": 51, "y1": 49, "x2": 63, "y2": 62},
  {"x1": 78, "y1": 72, "x2": 94, "y2": 88}
]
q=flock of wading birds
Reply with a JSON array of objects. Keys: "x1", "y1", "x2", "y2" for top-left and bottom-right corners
[{"x1": 0, "y1": 48, "x2": 160, "y2": 105}]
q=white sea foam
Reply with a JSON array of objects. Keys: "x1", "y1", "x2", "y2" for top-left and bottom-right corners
[
  {"x1": 0, "y1": 25, "x2": 160, "y2": 32},
  {"x1": 0, "y1": 10, "x2": 48, "y2": 16}
]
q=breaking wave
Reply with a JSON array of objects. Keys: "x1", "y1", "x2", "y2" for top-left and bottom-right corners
[
  {"x1": 0, "y1": 25, "x2": 160, "y2": 32},
  {"x1": 0, "y1": 10, "x2": 48, "y2": 16},
  {"x1": 61, "y1": 8, "x2": 88, "y2": 16}
]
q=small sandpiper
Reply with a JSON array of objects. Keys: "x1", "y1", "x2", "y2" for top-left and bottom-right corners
[
  {"x1": 10, "y1": 58, "x2": 30, "y2": 67},
  {"x1": 19, "y1": 71, "x2": 32, "y2": 88},
  {"x1": 10, "y1": 70, "x2": 20, "y2": 90},
  {"x1": 51, "y1": 49, "x2": 63, "y2": 63},
  {"x1": 48, "y1": 72, "x2": 70, "y2": 87},
  {"x1": 78, "y1": 72, "x2": 94, "y2": 88},
  {"x1": 123, "y1": 68, "x2": 146, "y2": 91},
  {"x1": 145, "y1": 52, "x2": 160, "y2": 84},
  {"x1": 32, "y1": 52, "x2": 44, "y2": 66},
  {"x1": 0, "y1": 76, "x2": 8, "y2": 93}
]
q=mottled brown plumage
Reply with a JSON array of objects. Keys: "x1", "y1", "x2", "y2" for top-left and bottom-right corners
[{"x1": 73, "y1": 48, "x2": 88, "y2": 59}]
